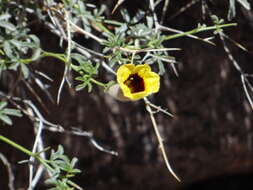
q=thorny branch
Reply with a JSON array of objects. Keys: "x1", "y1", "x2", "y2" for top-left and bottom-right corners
[
  {"x1": 144, "y1": 97, "x2": 181, "y2": 182},
  {"x1": 203, "y1": 2, "x2": 253, "y2": 110}
]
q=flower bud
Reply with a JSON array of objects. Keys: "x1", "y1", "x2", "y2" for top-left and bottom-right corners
[{"x1": 107, "y1": 84, "x2": 131, "y2": 101}]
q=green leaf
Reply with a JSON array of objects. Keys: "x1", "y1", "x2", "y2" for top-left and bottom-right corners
[
  {"x1": 2, "y1": 108, "x2": 22, "y2": 117},
  {"x1": 87, "y1": 82, "x2": 92, "y2": 92},
  {"x1": 0, "y1": 13, "x2": 11, "y2": 21},
  {"x1": 70, "y1": 157, "x2": 78, "y2": 167},
  {"x1": 158, "y1": 61, "x2": 165, "y2": 75},
  {"x1": 10, "y1": 39, "x2": 23, "y2": 50},
  {"x1": 75, "y1": 83, "x2": 87, "y2": 91},
  {"x1": 71, "y1": 53, "x2": 87, "y2": 66},
  {"x1": 0, "y1": 101, "x2": 7, "y2": 110},
  {"x1": 0, "y1": 114, "x2": 12, "y2": 125},
  {"x1": 21, "y1": 63, "x2": 29, "y2": 79},
  {"x1": 31, "y1": 48, "x2": 42, "y2": 61},
  {"x1": 3, "y1": 41, "x2": 13, "y2": 58},
  {"x1": 9, "y1": 62, "x2": 20, "y2": 71},
  {"x1": 29, "y1": 34, "x2": 41, "y2": 47},
  {"x1": 0, "y1": 21, "x2": 16, "y2": 31}
]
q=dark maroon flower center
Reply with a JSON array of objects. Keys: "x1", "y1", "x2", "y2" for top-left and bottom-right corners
[{"x1": 124, "y1": 74, "x2": 145, "y2": 93}]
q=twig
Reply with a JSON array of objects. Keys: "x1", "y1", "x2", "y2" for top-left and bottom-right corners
[
  {"x1": 57, "y1": 10, "x2": 72, "y2": 104},
  {"x1": 31, "y1": 136, "x2": 46, "y2": 188},
  {"x1": 27, "y1": 101, "x2": 44, "y2": 190},
  {"x1": 168, "y1": 0, "x2": 201, "y2": 20},
  {"x1": 203, "y1": 2, "x2": 253, "y2": 110},
  {"x1": 0, "y1": 153, "x2": 15, "y2": 190},
  {"x1": 69, "y1": 20, "x2": 105, "y2": 44},
  {"x1": 161, "y1": 0, "x2": 170, "y2": 24},
  {"x1": 149, "y1": 0, "x2": 159, "y2": 31},
  {"x1": 145, "y1": 98, "x2": 174, "y2": 117},
  {"x1": 22, "y1": 80, "x2": 49, "y2": 113},
  {"x1": 116, "y1": 47, "x2": 181, "y2": 54},
  {"x1": 144, "y1": 97, "x2": 181, "y2": 182},
  {"x1": 43, "y1": 125, "x2": 118, "y2": 156},
  {"x1": 44, "y1": 16, "x2": 115, "y2": 76},
  {"x1": 112, "y1": 0, "x2": 125, "y2": 14},
  {"x1": 157, "y1": 24, "x2": 215, "y2": 46},
  {"x1": 241, "y1": 76, "x2": 253, "y2": 109}
]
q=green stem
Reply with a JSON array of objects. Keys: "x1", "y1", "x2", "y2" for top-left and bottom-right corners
[
  {"x1": 162, "y1": 23, "x2": 237, "y2": 41},
  {"x1": 0, "y1": 135, "x2": 54, "y2": 173},
  {"x1": 67, "y1": 180, "x2": 83, "y2": 190},
  {"x1": 0, "y1": 135, "x2": 34, "y2": 156},
  {"x1": 41, "y1": 51, "x2": 66, "y2": 63},
  {"x1": 90, "y1": 78, "x2": 107, "y2": 87}
]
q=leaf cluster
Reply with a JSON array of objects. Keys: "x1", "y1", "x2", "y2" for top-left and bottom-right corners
[
  {"x1": 0, "y1": 101, "x2": 22, "y2": 125},
  {"x1": 71, "y1": 53, "x2": 100, "y2": 92},
  {"x1": 45, "y1": 145, "x2": 81, "y2": 190},
  {"x1": 0, "y1": 3, "x2": 41, "y2": 78}
]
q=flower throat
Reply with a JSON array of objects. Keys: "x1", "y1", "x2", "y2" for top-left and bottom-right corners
[{"x1": 124, "y1": 74, "x2": 145, "y2": 93}]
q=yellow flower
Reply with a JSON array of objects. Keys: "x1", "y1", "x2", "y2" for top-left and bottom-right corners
[{"x1": 116, "y1": 64, "x2": 160, "y2": 100}]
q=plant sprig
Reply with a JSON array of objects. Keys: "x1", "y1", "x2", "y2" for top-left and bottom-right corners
[{"x1": 0, "y1": 135, "x2": 82, "y2": 190}]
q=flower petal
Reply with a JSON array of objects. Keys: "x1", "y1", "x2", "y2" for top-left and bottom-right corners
[
  {"x1": 116, "y1": 64, "x2": 135, "y2": 83},
  {"x1": 143, "y1": 72, "x2": 160, "y2": 93}
]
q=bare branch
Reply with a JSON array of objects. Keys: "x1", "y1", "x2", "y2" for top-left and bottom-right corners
[
  {"x1": 144, "y1": 97, "x2": 181, "y2": 182},
  {"x1": 0, "y1": 153, "x2": 15, "y2": 190}
]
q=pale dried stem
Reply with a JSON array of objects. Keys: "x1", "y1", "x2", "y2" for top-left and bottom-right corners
[
  {"x1": 0, "y1": 153, "x2": 15, "y2": 190},
  {"x1": 144, "y1": 97, "x2": 181, "y2": 182},
  {"x1": 57, "y1": 10, "x2": 72, "y2": 104},
  {"x1": 169, "y1": 0, "x2": 201, "y2": 20},
  {"x1": 157, "y1": 24, "x2": 215, "y2": 45},
  {"x1": 116, "y1": 47, "x2": 181, "y2": 54},
  {"x1": 203, "y1": 2, "x2": 253, "y2": 110},
  {"x1": 112, "y1": 0, "x2": 125, "y2": 14}
]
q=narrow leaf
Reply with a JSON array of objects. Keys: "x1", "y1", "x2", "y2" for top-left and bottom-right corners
[
  {"x1": 31, "y1": 48, "x2": 42, "y2": 61},
  {"x1": 0, "y1": 101, "x2": 7, "y2": 110},
  {"x1": 3, "y1": 41, "x2": 13, "y2": 58},
  {"x1": 0, "y1": 115, "x2": 12, "y2": 125},
  {"x1": 0, "y1": 21, "x2": 16, "y2": 31},
  {"x1": 2, "y1": 108, "x2": 22, "y2": 117},
  {"x1": 21, "y1": 63, "x2": 29, "y2": 79},
  {"x1": 0, "y1": 13, "x2": 11, "y2": 21}
]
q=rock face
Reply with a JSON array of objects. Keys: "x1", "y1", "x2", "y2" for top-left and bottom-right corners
[{"x1": 1, "y1": 1, "x2": 253, "y2": 189}]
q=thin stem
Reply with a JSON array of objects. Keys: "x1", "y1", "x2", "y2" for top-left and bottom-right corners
[
  {"x1": 158, "y1": 24, "x2": 215, "y2": 46},
  {"x1": 144, "y1": 98, "x2": 181, "y2": 182},
  {"x1": 67, "y1": 180, "x2": 83, "y2": 190},
  {"x1": 90, "y1": 78, "x2": 107, "y2": 87},
  {"x1": 57, "y1": 10, "x2": 72, "y2": 105},
  {"x1": 69, "y1": 20, "x2": 104, "y2": 44},
  {"x1": 41, "y1": 51, "x2": 66, "y2": 63},
  {"x1": 0, "y1": 135, "x2": 54, "y2": 173},
  {"x1": 0, "y1": 153, "x2": 15, "y2": 190},
  {"x1": 162, "y1": 23, "x2": 237, "y2": 41},
  {"x1": 112, "y1": 0, "x2": 125, "y2": 14},
  {"x1": 116, "y1": 47, "x2": 181, "y2": 54},
  {"x1": 0, "y1": 135, "x2": 34, "y2": 156}
]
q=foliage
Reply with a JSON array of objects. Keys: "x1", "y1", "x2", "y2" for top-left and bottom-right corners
[
  {"x1": 0, "y1": 101, "x2": 22, "y2": 125},
  {"x1": 45, "y1": 146, "x2": 81, "y2": 190}
]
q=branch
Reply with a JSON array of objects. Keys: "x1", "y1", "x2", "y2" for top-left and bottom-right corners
[
  {"x1": 144, "y1": 97, "x2": 181, "y2": 182},
  {"x1": 0, "y1": 153, "x2": 15, "y2": 190}
]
